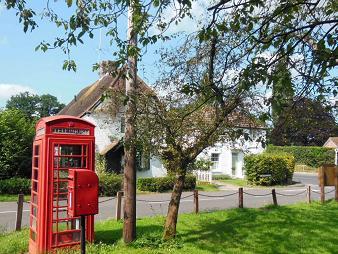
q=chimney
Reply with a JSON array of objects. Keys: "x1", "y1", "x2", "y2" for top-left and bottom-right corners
[{"x1": 99, "y1": 60, "x2": 118, "y2": 77}]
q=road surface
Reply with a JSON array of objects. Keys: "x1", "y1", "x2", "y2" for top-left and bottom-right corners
[{"x1": 0, "y1": 172, "x2": 333, "y2": 233}]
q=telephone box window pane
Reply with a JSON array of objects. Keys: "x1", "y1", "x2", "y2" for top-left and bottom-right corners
[
  {"x1": 52, "y1": 223, "x2": 58, "y2": 233},
  {"x1": 32, "y1": 181, "x2": 38, "y2": 192},
  {"x1": 83, "y1": 158, "x2": 87, "y2": 168},
  {"x1": 72, "y1": 232, "x2": 80, "y2": 242},
  {"x1": 59, "y1": 170, "x2": 68, "y2": 179},
  {"x1": 34, "y1": 145, "x2": 39, "y2": 156},
  {"x1": 32, "y1": 194, "x2": 38, "y2": 204},
  {"x1": 33, "y1": 170, "x2": 38, "y2": 180},
  {"x1": 32, "y1": 206, "x2": 37, "y2": 217},
  {"x1": 31, "y1": 217, "x2": 37, "y2": 230},
  {"x1": 58, "y1": 181, "x2": 68, "y2": 192},
  {"x1": 70, "y1": 218, "x2": 80, "y2": 230},
  {"x1": 60, "y1": 145, "x2": 82, "y2": 156},
  {"x1": 33, "y1": 157, "x2": 39, "y2": 168},
  {"x1": 30, "y1": 230, "x2": 36, "y2": 241},
  {"x1": 54, "y1": 158, "x2": 59, "y2": 168}
]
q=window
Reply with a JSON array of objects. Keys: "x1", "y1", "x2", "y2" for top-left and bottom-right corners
[
  {"x1": 136, "y1": 150, "x2": 150, "y2": 171},
  {"x1": 120, "y1": 116, "x2": 125, "y2": 133},
  {"x1": 232, "y1": 152, "x2": 239, "y2": 176},
  {"x1": 210, "y1": 153, "x2": 220, "y2": 170}
]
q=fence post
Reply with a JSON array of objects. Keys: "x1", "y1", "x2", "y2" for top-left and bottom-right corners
[
  {"x1": 15, "y1": 194, "x2": 24, "y2": 231},
  {"x1": 272, "y1": 189, "x2": 278, "y2": 206},
  {"x1": 320, "y1": 184, "x2": 325, "y2": 204},
  {"x1": 335, "y1": 177, "x2": 338, "y2": 202},
  {"x1": 116, "y1": 191, "x2": 123, "y2": 221},
  {"x1": 307, "y1": 186, "x2": 311, "y2": 204},
  {"x1": 238, "y1": 188, "x2": 243, "y2": 208},
  {"x1": 194, "y1": 190, "x2": 199, "y2": 214}
]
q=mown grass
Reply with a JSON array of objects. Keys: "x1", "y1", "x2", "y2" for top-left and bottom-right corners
[
  {"x1": 195, "y1": 182, "x2": 220, "y2": 192},
  {"x1": 218, "y1": 178, "x2": 247, "y2": 187},
  {"x1": 1, "y1": 201, "x2": 338, "y2": 254},
  {"x1": 0, "y1": 194, "x2": 30, "y2": 202}
]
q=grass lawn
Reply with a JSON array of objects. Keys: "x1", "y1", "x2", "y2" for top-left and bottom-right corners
[
  {"x1": 1, "y1": 201, "x2": 338, "y2": 254},
  {"x1": 0, "y1": 194, "x2": 30, "y2": 202},
  {"x1": 218, "y1": 178, "x2": 247, "y2": 187},
  {"x1": 196, "y1": 182, "x2": 220, "y2": 192}
]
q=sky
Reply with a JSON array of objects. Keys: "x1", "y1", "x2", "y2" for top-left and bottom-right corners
[{"x1": 0, "y1": 1, "x2": 208, "y2": 107}]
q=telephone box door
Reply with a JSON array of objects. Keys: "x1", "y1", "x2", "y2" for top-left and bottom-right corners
[{"x1": 50, "y1": 140, "x2": 94, "y2": 248}]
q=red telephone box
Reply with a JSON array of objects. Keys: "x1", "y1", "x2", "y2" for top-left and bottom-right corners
[{"x1": 29, "y1": 115, "x2": 96, "y2": 254}]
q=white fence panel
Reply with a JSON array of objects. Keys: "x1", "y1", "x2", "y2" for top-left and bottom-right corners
[{"x1": 193, "y1": 170, "x2": 212, "y2": 183}]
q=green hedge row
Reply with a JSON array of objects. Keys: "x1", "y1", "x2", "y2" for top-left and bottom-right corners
[
  {"x1": 0, "y1": 178, "x2": 31, "y2": 195},
  {"x1": 137, "y1": 175, "x2": 196, "y2": 192},
  {"x1": 98, "y1": 173, "x2": 123, "y2": 196},
  {"x1": 265, "y1": 145, "x2": 335, "y2": 168},
  {"x1": 244, "y1": 154, "x2": 295, "y2": 186}
]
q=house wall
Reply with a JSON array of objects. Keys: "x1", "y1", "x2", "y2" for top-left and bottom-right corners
[
  {"x1": 82, "y1": 100, "x2": 266, "y2": 179},
  {"x1": 82, "y1": 104, "x2": 124, "y2": 154},
  {"x1": 197, "y1": 128, "x2": 266, "y2": 179},
  {"x1": 82, "y1": 103, "x2": 166, "y2": 178},
  {"x1": 136, "y1": 156, "x2": 167, "y2": 178}
]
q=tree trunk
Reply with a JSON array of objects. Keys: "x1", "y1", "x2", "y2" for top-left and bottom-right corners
[
  {"x1": 163, "y1": 173, "x2": 186, "y2": 240},
  {"x1": 123, "y1": 2, "x2": 138, "y2": 243}
]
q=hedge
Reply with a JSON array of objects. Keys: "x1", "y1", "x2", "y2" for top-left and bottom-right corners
[
  {"x1": 265, "y1": 145, "x2": 335, "y2": 168},
  {"x1": 137, "y1": 175, "x2": 196, "y2": 192},
  {"x1": 0, "y1": 178, "x2": 31, "y2": 195},
  {"x1": 244, "y1": 154, "x2": 295, "y2": 186},
  {"x1": 98, "y1": 173, "x2": 123, "y2": 196}
]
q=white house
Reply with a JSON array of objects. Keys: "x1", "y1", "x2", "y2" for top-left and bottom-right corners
[
  {"x1": 59, "y1": 64, "x2": 266, "y2": 179},
  {"x1": 323, "y1": 137, "x2": 338, "y2": 165}
]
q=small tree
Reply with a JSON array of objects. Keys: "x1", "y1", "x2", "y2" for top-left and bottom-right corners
[{"x1": 0, "y1": 109, "x2": 35, "y2": 179}]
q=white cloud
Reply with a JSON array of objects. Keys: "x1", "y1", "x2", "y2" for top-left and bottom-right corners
[
  {"x1": 0, "y1": 84, "x2": 36, "y2": 100},
  {"x1": 151, "y1": 0, "x2": 209, "y2": 35}
]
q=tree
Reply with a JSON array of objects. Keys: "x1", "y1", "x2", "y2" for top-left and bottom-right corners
[
  {"x1": 270, "y1": 97, "x2": 338, "y2": 146},
  {"x1": 127, "y1": 32, "x2": 265, "y2": 239},
  {"x1": 270, "y1": 58, "x2": 294, "y2": 123},
  {"x1": 0, "y1": 109, "x2": 35, "y2": 179},
  {"x1": 6, "y1": 92, "x2": 39, "y2": 119},
  {"x1": 6, "y1": 92, "x2": 65, "y2": 119}
]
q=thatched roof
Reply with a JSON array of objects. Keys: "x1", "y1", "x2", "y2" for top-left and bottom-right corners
[{"x1": 59, "y1": 73, "x2": 152, "y2": 117}]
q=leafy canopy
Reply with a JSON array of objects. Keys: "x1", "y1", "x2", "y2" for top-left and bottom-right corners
[{"x1": 6, "y1": 92, "x2": 65, "y2": 119}]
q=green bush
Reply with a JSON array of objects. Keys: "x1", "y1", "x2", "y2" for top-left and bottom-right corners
[
  {"x1": 98, "y1": 173, "x2": 123, "y2": 196},
  {"x1": 137, "y1": 175, "x2": 196, "y2": 192},
  {"x1": 265, "y1": 145, "x2": 335, "y2": 168},
  {"x1": 244, "y1": 154, "x2": 295, "y2": 186},
  {"x1": 0, "y1": 178, "x2": 31, "y2": 194}
]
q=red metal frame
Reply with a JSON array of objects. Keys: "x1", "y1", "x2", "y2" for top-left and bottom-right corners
[{"x1": 29, "y1": 116, "x2": 95, "y2": 254}]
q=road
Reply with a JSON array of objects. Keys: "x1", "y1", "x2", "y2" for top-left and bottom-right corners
[
  {"x1": 0, "y1": 172, "x2": 334, "y2": 233},
  {"x1": 293, "y1": 172, "x2": 319, "y2": 186}
]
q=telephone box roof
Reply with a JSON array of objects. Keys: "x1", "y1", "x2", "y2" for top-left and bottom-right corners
[{"x1": 36, "y1": 115, "x2": 96, "y2": 128}]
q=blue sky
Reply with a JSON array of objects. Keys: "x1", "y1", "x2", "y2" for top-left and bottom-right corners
[{"x1": 0, "y1": 1, "x2": 207, "y2": 107}]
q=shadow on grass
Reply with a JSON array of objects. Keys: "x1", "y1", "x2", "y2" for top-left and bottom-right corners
[
  {"x1": 178, "y1": 201, "x2": 338, "y2": 253},
  {"x1": 94, "y1": 201, "x2": 338, "y2": 253}
]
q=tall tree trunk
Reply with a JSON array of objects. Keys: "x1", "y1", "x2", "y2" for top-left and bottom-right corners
[
  {"x1": 163, "y1": 173, "x2": 186, "y2": 240},
  {"x1": 123, "y1": 1, "x2": 138, "y2": 243}
]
